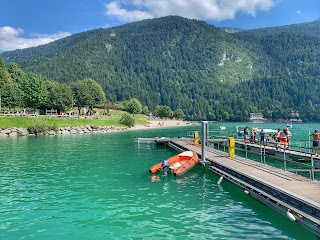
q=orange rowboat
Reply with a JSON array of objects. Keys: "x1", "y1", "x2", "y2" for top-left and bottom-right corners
[{"x1": 149, "y1": 151, "x2": 199, "y2": 176}]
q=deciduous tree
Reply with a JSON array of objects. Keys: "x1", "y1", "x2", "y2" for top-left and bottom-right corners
[
  {"x1": 126, "y1": 98, "x2": 142, "y2": 117},
  {"x1": 19, "y1": 72, "x2": 47, "y2": 109},
  {"x1": 45, "y1": 80, "x2": 73, "y2": 112},
  {"x1": 72, "y1": 78, "x2": 105, "y2": 115}
]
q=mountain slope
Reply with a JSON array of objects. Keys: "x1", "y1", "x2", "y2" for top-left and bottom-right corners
[
  {"x1": 238, "y1": 19, "x2": 320, "y2": 37},
  {"x1": 1, "y1": 16, "x2": 320, "y2": 121}
]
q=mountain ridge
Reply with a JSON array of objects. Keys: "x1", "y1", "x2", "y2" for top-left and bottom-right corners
[{"x1": 1, "y1": 16, "x2": 320, "y2": 121}]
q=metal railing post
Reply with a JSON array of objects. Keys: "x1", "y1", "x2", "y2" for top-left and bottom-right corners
[
  {"x1": 311, "y1": 156, "x2": 315, "y2": 181},
  {"x1": 201, "y1": 121, "x2": 208, "y2": 164},
  {"x1": 260, "y1": 142, "x2": 263, "y2": 164},
  {"x1": 264, "y1": 142, "x2": 266, "y2": 165},
  {"x1": 283, "y1": 150, "x2": 287, "y2": 171},
  {"x1": 245, "y1": 141, "x2": 248, "y2": 159}
]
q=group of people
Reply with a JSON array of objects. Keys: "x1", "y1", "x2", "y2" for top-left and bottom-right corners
[
  {"x1": 243, "y1": 127, "x2": 320, "y2": 156},
  {"x1": 272, "y1": 128, "x2": 292, "y2": 149},
  {"x1": 243, "y1": 127, "x2": 292, "y2": 149}
]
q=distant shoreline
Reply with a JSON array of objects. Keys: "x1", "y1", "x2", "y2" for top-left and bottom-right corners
[
  {"x1": 129, "y1": 120, "x2": 197, "y2": 131},
  {"x1": 0, "y1": 120, "x2": 194, "y2": 137}
]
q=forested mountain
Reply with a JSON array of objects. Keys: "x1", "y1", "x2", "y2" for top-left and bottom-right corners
[
  {"x1": 1, "y1": 16, "x2": 320, "y2": 121},
  {"x1": 238, "y1": 19, "x2": 320, "y2": 37}
]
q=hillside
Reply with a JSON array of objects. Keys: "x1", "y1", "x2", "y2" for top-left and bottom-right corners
[
  {"x1": 1, "y1": 16, "x2": 320, "y2": 121},
  {"x1": 237, "y1": 19, "x2": 320, "y2": 37}
]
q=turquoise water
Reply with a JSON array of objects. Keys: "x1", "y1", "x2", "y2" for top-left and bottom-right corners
[{"x1": 0, "y1": 122, "x2": 318, "y2": 239}]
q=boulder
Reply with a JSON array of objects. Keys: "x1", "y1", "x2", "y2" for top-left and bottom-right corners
[
  {"x1": 9, "y1": 132, "x2": 18, "y2": 137},
  {"x1": 70, "y1": 129, "x2": 78, "y2": 134},
  {"x1": 1, "y1": 129, "x2": 11, "y2": 134}
]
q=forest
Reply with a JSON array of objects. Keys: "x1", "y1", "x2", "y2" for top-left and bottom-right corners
[{"x1": 1, "y1": 16, "x2": 320, "y2": 121}]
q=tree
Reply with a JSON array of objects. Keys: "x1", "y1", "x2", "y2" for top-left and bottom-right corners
[
  {"x1": 119, "y1": 112, "x2": 135, "y2": 127},
  {"x1": 0, "y1": 58, "x2": 11, "y2": 86},
  {"x1": 45, "y1": 80, "x2": 73, "y2": 112},
  {"x1": 72, "y1": 78, "x2": 105, "y2": 115},
  {"x1": 126, "y1": 98, "x2": 142, "y2": 117},
  {"x1": 8, "y1": 62, "x2": 27, "y2": 85},
  {"x1": 173, "y1": 109, "x2": 184, "y2": 119},
  {"x1": 142, "y1": 105, "x2": 149, "y2": 115},
  {"x1": 19, "y1": 72, "x2": 47, "y2": 109},
  {"x1": 1, "y1": 83, "x2": 20, "y2": 109},
  {"x1": 0, "y1": 58, "x2": 12, "y2": 111},
  {"x1": 155, "y1": 105, "x2": 173, "y2": 119}
]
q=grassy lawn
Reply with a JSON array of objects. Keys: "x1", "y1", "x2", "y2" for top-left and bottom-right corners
[{"x1": 0, "y1": 113, "x2": 149, "y2": 128}]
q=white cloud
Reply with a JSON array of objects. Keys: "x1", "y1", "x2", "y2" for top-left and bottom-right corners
[
  {"x1": 104, "y1": 0, "x2": 277, "y2": 22},
  {"x1": 296, "y1": 10, "x2": 302, "y2": 15},
  {"x1": 0, "y1": 26, "x2": 71, "y2": 52},
  {"x1": 105, "y1": 1, "x2": 153, "y2": 22}
]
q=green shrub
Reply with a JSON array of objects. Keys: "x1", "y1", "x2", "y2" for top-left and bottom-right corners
[
  {"x1": 27, "y1": 118, "x2": 57, "y2": 134},
  {"x1": 119, "y1": 113, "x2": 135, "y2": 127}
]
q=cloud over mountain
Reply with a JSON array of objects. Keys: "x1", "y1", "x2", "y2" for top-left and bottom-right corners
[
  {"x1": 0, "y1": 26, "x2": 70, "y2": 52},
  {"x1": 104, "y1": 0, "x2": 276, "y2": 22}
]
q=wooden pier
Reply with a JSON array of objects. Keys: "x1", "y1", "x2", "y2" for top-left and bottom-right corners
[{"x1": 137, "y1": 137, "x2": 320, "y2": 237}]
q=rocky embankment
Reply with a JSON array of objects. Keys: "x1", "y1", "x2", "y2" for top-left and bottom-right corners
[{"x1": 0, "y1": 126, "x2": 128, "y2": 137}]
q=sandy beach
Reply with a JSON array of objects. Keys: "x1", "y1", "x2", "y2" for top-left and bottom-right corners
[{"x1": 131, "y1": 120, "x2": 197, "y2": 130}]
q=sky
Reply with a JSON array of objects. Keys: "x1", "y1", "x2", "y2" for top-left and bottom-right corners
[{"x1": 0, "y1": 0, "x2": 319, "y2": 52}]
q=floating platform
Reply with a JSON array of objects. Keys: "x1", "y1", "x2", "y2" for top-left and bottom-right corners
[{"x1": 135, "y1": 137, "x2": 171, "y2": 144}]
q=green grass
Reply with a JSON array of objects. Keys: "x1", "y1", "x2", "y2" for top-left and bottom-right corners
[{"x1": 0, "y1": 113, "x2": 149, "y2": 128}]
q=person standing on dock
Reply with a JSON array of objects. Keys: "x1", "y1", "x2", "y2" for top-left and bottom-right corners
[
  {"x1": 274, "y1": 128, "x2": 281, "y2": 149},
  {"x1": 310, "y1": 130, "x2": 319, "y2": 157},
  {"x1": 279, "y1": 129, "x2": 288, "y2": 149},
  {"x1": 250, "y1": 129, "x2": 257, "y2": 143},
  {"x1": 286, "y1": 128, "x2": 292, "y2": 149},
  {"x1": 244, "y1": 127, "x2": 249, "y2": 142},
  {"x1": 260, "y1": 129, "x2": 266, "y2": 143}
]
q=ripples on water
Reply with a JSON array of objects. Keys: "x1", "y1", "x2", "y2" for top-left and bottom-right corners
[{"x1": 0, "y1": 125, "x2": 317, "y2": 239}]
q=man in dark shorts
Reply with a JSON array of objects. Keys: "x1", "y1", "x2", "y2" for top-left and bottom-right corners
[{"x1": 310, "y1": 130, "x2": 319, "y2": 157}]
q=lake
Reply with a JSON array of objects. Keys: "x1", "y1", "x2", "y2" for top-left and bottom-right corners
[{"x1": 0, "y1": 122, "x2": 318, "y2": 239}]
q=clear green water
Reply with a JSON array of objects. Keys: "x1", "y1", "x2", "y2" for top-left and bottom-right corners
[{"x1": 0, "y1": 122, "x2": 318, "y2": 239}]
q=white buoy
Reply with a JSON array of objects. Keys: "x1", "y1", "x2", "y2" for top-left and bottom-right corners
[
  {"x1": 217, "y1": 176, "x2": 223, "y2": 185},
  {"x1": 286, "y1": 210, "x2": 296, "y2": 221}
]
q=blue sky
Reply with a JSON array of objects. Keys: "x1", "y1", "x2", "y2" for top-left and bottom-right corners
[{"x1": 0, "y1": 0, "x2": 319, "y2": 52}]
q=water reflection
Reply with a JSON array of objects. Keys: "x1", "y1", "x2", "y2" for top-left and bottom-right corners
[{"x1": 150, "y1": 175, "x2": 160, "y2": 182}]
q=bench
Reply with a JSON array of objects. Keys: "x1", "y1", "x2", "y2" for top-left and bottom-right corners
[
  {"x1": 26, "y1": 111, "x2": 37, "y2": 117},
  {"x1": 46, "y1": 109, "x2": 58, "y2": 116}
]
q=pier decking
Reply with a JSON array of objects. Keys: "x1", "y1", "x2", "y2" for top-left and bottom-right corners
[{"x1": 138, "y1": 137, "x2": 320, "y2": 237}]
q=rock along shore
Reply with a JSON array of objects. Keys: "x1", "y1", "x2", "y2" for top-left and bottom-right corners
[{"x1": 0, "y1": 125, "x2": 128, "y2": 137}]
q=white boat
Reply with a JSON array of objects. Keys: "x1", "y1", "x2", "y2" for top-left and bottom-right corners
[
  {"x1": 219, "y1": 126, "x2": 226, "y2": 130},
  {"x1": 287, "y1": 123, "x2": 292, "y2": 128}
]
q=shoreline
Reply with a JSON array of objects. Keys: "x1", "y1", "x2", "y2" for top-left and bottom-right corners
[
  {"x1": 0, "y1": 120, "x2": 194, "y2": 137},
  {"x1": 129, "y1": 120, "x2": 197, "y2": 131}
]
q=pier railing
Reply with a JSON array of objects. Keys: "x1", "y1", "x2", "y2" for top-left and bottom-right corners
[{"x1": 200, "y1": 131, "x2": 319, "y2": 181}]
